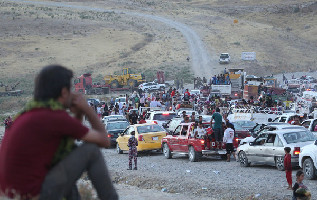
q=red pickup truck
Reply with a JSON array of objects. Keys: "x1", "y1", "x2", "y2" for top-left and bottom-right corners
[{"x1": 161, "y1": 122, "x2": 239, "y2": 162}]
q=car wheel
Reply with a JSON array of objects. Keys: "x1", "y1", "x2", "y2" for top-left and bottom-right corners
[
  {"x1": 303, "y1": 158, "x2": 317, "y2": 180},
  {"x1": 239, "y1": 151, "x2": 250, "y2": 167},
  {"x1": 189, "y1": 146, "x2": 201, "y2": 162},
  {"x1": 163, "y1": 143, "x2": 172, "y2": 159},
  {"x1": 275, "y1": 156, "x2": 285, "y2": 171},
  {"x1": 116, "y1": 143, "x2": 123, "y2": 154}
]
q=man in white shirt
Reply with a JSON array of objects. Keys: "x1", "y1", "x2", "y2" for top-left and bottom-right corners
[
  {"x1": 223, "y1": 123, "x2": 236, "y2": 162},
  {"x1": 193, "y1": 122, "x2": 206, "y2": 138},
  {"x1": 150, "y1": 98, "x2": 162, "y2": 107}
]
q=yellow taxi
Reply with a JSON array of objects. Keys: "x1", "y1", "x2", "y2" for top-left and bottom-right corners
[{"x1": 116, "y1": 123, "x2": 167, "y2": 153}]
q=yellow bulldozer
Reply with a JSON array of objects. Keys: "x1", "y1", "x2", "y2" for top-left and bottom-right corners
[{"x1": 104, "y1": 68, "x2": 145, "y2": 88}]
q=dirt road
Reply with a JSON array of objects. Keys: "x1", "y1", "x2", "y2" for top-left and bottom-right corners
[{"x1": 6, "y1": 0, "x2": 214, "y2": 77}]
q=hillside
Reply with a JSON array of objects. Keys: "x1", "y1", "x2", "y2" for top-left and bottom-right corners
[{"x1": 0, "y1": 0, "x2": 316, "y2": 113}]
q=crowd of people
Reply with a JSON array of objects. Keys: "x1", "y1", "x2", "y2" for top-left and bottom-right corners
[{"x1": 0, "y1": 64, "x2": 315, "y2": 200}]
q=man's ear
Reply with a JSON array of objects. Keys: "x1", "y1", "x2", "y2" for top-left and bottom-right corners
[
  {"x1": 58, "y1": 87, "x2": 70, "y2": 105},
  {"x1": 61, "y1": 87, "x2": 69, "y2": 99}
]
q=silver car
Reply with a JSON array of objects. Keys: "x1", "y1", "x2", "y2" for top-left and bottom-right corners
[{"x1": 237, "y1": 129, "x2": 316, "y2": 170}]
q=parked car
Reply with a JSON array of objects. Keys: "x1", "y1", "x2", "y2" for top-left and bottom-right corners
[
  {"x1": 249, "y1": 123, "x2": 266, "y2": 136},
  {"x1": 219, "y1": 53, "x2": 230, "y2": 64},
  {"x1": 145, "y1": 111, "x2": 177, "y2": 126},
  {"x1": 116, "y1": 123, "x2": 167, "y2": 153},
  {"x1": 106, "y1": 121, "x2": 130, "y2": 146},
  {"x1": 102, "y1": 115, "x2": 127, "y2": 124},
  {"x1": 240, "y1": 124, "x2": 307, "y2": 145},
  {"x1": 231, "y1": 122, "x2": 251, "y2": 144},
  {"x1": 161, "y1": 122, "x2": 239, "y2": 162},
  {"x1": 299, "y1": 140, "x2": 317, "y2": 179},
  {"x1": 302, "y1": 119, "x2": 317, "y2": 136},
  {"x1": 233, "y1": 120, "x2": 257, "y2": 131},
  {"x1": 162, "y1": 117, "x2": 183, "y2": 134},
  {"x1": 138, "y1": 82, "x2": 165, "y2": 92},
  {"x1": 237, "y1": 129, "x2": 316, "y2": 170}
]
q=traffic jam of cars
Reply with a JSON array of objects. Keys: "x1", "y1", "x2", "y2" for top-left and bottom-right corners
[
  {"x1": 98, "y1": 101, "x2": 317, "y2": 184},
  {"x1": 91, "y1": 73, "x2": 317, "y2": 189}
]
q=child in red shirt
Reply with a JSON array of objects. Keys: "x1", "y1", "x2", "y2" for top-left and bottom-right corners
[{"x1": 284, "y1": 147, "x2": 292, "y2": 190}]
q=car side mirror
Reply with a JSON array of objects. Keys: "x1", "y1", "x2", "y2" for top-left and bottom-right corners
[
  {"x1": 120, "y1": 133, "x2": 124, "y2": 137},
  {"x1": 315, "y1": 140, "x2": 317, "y2": 145},
  {"x1": 249, "y1": 142, "x2": 254, "y2": 146}
]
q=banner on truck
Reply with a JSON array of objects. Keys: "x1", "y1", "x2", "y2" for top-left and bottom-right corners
[{"x1": 241, "y1": 52, "x2": 256, "y2": 61}]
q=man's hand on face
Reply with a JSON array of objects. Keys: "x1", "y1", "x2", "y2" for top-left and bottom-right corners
[{"x1": 70, "y1": 93, "x2": 90, "y2": 114}]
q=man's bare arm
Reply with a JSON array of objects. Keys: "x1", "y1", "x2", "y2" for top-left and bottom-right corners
[{"x1": 71, "y1": 93, "x2": 110, "y2": 147}]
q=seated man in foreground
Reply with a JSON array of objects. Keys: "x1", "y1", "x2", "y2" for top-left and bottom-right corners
[{"x1": 0, "y1": 65, "x2": 118, "y2": 200}]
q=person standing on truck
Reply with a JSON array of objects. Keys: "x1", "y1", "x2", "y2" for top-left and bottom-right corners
[
  {"x1": 212, "y1": 107, "x2": 223, "y2": 150},
  {"x1": 223, "y1": 123, "x2": 235, "y2": 162},
  {"x1": 190, "y1": 112, "x2": 196, "y2": 122},
  {"x1": 193, "y1": 122, "x2": 206, "y2": 139}
]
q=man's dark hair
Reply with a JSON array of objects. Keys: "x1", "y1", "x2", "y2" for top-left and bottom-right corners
[
  {"x1": 216, "y1": 108, "x2": 220, "y2": 112},
  {"x1": 34, "y1": 65, "x2": 73, "y2": 101},
  {"x1": 284, "y1": 147, "x2": 291, "y2": 153}
]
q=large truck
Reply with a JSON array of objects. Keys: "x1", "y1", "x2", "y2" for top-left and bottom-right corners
[{"x1": 74, "y1": 74, "x2": 110, "y2": 95}]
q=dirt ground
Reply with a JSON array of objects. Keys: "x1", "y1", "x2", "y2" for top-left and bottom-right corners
[{"x1": 0, "y1": 0, "x2": 316, "y2": 81}]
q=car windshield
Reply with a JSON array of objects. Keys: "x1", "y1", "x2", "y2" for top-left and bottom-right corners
[
  {"x1": 279, "y1": 117, "x2": 287, "y2": 122},
  {"x1": 137, "y1": 124, "x2": 165, "y2": 134},
  {"x1": 220, "y1": 55, "x2": 229, "y2": 59},
  {"x1": 232, "y1": 122, "x2": 245, "y2": 130},
  {"x1": 283, "y1": 131, "x2": 316, "y2": 144},
  {"x1": 237, "y1": 121, "x2": 256, "y2": 128},
  {"x1": 202, "y1": 116, "x2": 212, "y2": 122},
  {"x1": 153, "y1": 113, "x2": 176, "y2": 121},
  {"x1": 107, "y1": 122, "x2": 129, "y2": 130}
]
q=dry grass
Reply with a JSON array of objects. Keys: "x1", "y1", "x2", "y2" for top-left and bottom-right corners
[{"x1": 0, "y1": 0, "x2": 315, "y2": 115}]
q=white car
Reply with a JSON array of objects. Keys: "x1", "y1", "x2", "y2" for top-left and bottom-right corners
[
  {"x1": 240, "y1": 124, "x2": 307, "y2": 145},
  {"x1": 302, "y1": 119, "x2": 317, "y2": 136},
  {"x1": 138, "y1": 82, "x2": 165, "y2": 92},
  {"x1": 237, "y1": 129, "x2": 316, "y2": 170},
  {"x1": 219, "y1": 53, "x2": 230, "y2": 64},
  {"x1": 102, "y1": 115, "x2": 127, "y2": 124},
  {"x1": 145, "y1": 111, "x2": 177, "y2": 126},
  {"x1": 299, "y1": 140, "x2": 317, "y2": 179}
]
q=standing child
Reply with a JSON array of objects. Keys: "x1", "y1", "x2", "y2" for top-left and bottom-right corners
[
  {"x1": 293, "y1": 170, "x2": 311, "y2": 200},
  {"x1": 223, "y1": 123, "x2": 236, "y2": 162},
  {"x1": 128, "y1": 131, "x2": 138, "y2": 170},
  {"x1": 284, "y1": 147, "x2": 292, "y2": 190}
]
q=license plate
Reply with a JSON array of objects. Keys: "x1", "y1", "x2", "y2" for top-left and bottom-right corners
[{"x1": 152, "y1": 137, "x2": 158, "y2": 141}]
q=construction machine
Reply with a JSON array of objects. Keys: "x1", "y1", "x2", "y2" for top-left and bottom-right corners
[
  {"x1": 104, "y1": 68, "x2": 145, "y2": 88},
  {"x1": 0, "y1": 81, "x2": 23, "y2": 97}
]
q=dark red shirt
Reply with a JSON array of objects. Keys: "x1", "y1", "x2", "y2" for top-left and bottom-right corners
[
  {"x1": 284, "y1": 153, "x2": 292, "y2": 170},
  {"x1": 0, "y1": 108, "x2": 88, "y2": 197}
]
